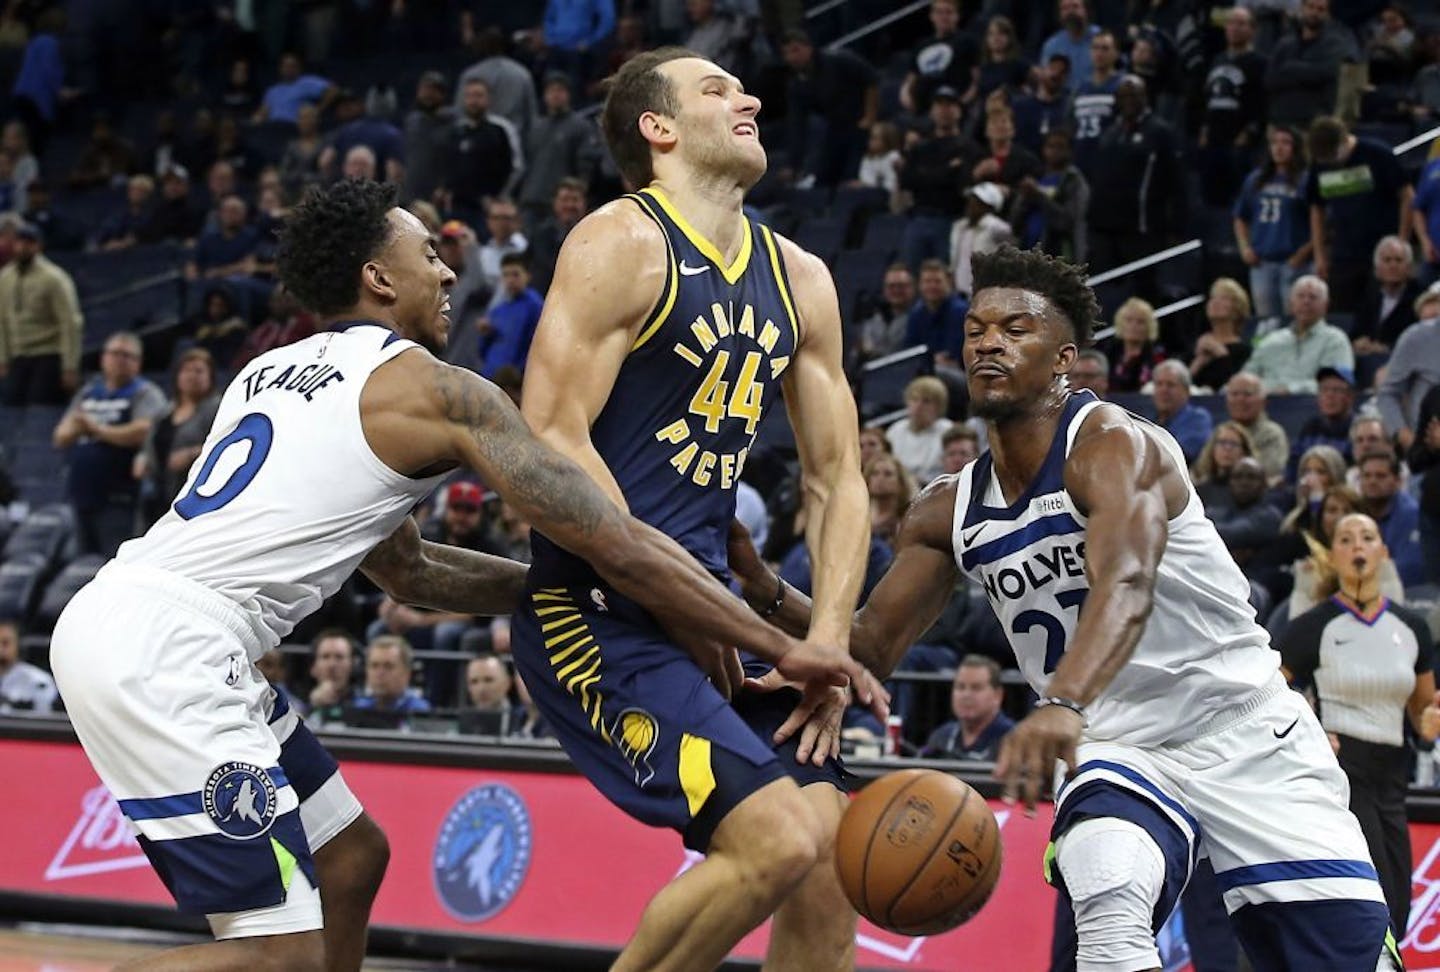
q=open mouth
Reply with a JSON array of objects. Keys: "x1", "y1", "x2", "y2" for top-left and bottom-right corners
[{"x1": 733, "y1": 121, "x2": 758, "y2": 138}]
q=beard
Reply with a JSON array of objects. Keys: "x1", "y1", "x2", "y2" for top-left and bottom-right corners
[
  {"x1": 969, "y1": 392, "x2": 1023, "y2": 422},
  {"x1": 684, "y1": 119, "x2": 767, "y2": 190}
]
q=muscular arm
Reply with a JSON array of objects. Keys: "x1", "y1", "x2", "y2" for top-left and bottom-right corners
[
  {"x1": 777, "y1": 237, "x2": 870, "y2": 648},
  {"x1": 360, "y1": 515, "x2": 528, "y2": 616}
]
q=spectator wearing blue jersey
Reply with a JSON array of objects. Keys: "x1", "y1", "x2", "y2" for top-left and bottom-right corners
[
  {"x1": 543, "y1": 0, "x2": 616, "y2": 86},
  {"x1": 1009, "y1": 129, "x2": 1088, "y2": 263},
  {"x1": 1040, "y1": 0, "x2": 1100, "y2": 93},
  {"x1": 1359, "y1": 450, "x2": 1426, "y2": 586},
  {"x1": 318, "y1": 91, "x2": 405, "y2": 186},
  {"x1": 1068, "y1": 29, "x2": 1122, "y2": 178},
  {"x1": 254, "y1": 52, "x2": 336, "y2": 125},
  {"x1": 11, "y1": 10, "x2": 66, "y2": 153},
  {"x1": 1151, "y1": 360, "x2": 1212, "y2": 465},
  {"x1": 906, "y1": 259, "x2": 967, "y2": 368},
  {"x1": 1010, "y1": 54, "x2": 1072, "y2": 154},
  {"x1": 476, "y1": 253, "x2": 543, "y2": 379},
  {"x1": 1288, "y1": 367, "x2": 1357, "y2": 482},
  {"x1": 1412, "y1": 155, "x2": 1440, "y2": 284},
  {"x1": 1234, "y1": 126, "x2": 1313, "y2": 322}
]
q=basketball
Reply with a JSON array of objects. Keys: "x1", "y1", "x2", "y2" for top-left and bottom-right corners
[{"x1": 834, "y1": 769, "x2": 1002, "y2": 936}]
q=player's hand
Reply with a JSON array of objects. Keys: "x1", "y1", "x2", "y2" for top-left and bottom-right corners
[
  {"x1": 674, "y1": 632, "x2": 744, "y2": 700},
  {"x1": 746, "y1": 670, "x2": 889, "y2": 764},
  {"x1": 995, "y1": 704, "x2": 1084, "y2": 816}
]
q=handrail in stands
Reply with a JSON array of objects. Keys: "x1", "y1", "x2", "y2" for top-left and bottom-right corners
[
  {"x1": 805, "y1": 0, "x2": 848, "y2": 20},
  {"x1": 84, "y1": 269, "x2": 183, "y2": 309},
  {"x1": 1090, "y1": 293, "x2": 1204, "y2": 343},
  {"x1": 860, "y1": 342, "x2": 928, "y2": 374},
  {"x1": 868, "y1": 406, "x2": 907, "y2": 427},
  {"x1": 1084, "y1": 238, "x2": 1201, "y2": 287},
  {"x1": 1393, "y1": 123, "x2": 1440, "y2": 157},
  {"x1": 826, "y1": 0, "x2": 927, "y2": 49}
]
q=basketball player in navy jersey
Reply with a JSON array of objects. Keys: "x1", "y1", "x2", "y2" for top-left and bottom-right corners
[
  {"x1": 731, "y1": 247, "x2": 1399, "y2": 970},
  {"x1": 513, "y1": 48, "x2": 879, "y2": 970}
]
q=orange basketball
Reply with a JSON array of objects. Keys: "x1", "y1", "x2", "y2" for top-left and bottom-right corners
[{"x1": 834, "y1": 769, "x2": 1002, "y2": 936}]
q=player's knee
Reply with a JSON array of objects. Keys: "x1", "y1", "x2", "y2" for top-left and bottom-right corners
[
  {"x1": 722, "y1": 783, "x2": 823, "y2": 891},
  {"x1": 319, "y1": 814, "x2": 389, "y2": 900},
  {"x1": 346, "y1": 815, "x2": 390, "y2": 896},
  {"x1": 1056, "y1": 818, "x2": 1164, "y2": 972}
]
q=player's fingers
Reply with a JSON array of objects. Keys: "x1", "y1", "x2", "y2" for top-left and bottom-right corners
[
  {"x1": 708, "y1": 652, "x2": 733, "y2": 700},
  {"x1": 743, "y1": 668, "x2": 787, "y2": 694},
  {"x1": 724, "y1": 648, "x2": 744, "y2": 698},
  {"x1": 1022, "y1": 740, "x2": 1048, "y2": 815},
  {"x1": 774, "y1": 699, "x2": 816, "y2": 746},
  {"x1": 995, "y1": 736, "x2": 1017, "y2": 804},
  {"x1": 796, "y1": 717, "x2": 823, "y2": 764},
  {"x1": 859, "y1": 671, "x2": 891, "y2": 721}
]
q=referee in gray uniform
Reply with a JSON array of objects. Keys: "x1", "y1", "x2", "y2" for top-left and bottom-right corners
[{"x1": 1278, "y1": 512, "x2": 1440, "y2": 938}]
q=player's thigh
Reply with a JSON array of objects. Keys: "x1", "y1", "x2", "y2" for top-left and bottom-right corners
[{"x1": 511, "y1": 584, "x2": 790, "y2": 853}]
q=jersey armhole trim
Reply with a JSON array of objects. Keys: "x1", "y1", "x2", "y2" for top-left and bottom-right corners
[
  {"x1": 628, "y1": 193, "x2": 679, "y2": 353},
  {"x1": 759, "y1": 224, "x2": 801, "y2": 350}
]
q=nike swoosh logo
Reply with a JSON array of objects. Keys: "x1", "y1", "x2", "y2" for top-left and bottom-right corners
[
  {"x1": 679, "y1": 261, "x2": 710, "y2": 276},
  {"x1": 962, "y1": 525, "x2": 985, "y2": 546},
  {"x1": 1273, "y1": 718, "x2": 1299, "y2": 739}
]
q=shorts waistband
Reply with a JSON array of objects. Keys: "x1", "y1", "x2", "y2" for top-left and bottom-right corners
[
  {"x1": 97, "y1": 561, "x2": 267, "y2": 657},
  {"x1": 1186, "y1": 673, "x2": 1287, "y2": 741}
]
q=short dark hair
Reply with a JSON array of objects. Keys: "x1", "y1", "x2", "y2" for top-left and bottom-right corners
[
  {"x1": 500, "y1": 251, "x2": 529, "y2": 271},
  {"x1": 780, "y1": 29, "x2": 812, "y2": 46},
  {"x1": 1308, "y1": 115, "x2": 1347, "y2": 163},
  {"x1": 942, "y1": 425, "x2": 979, "y2": 447},
  {"x1": 971, "y1": 245, "x2": 1099, "y2": 346},
  {"x1": 278, "y1": 179, "x2": 398, "y2": 317},
  {"x1": 1358, "y1": 449, "x2": 1400, "y2": 476},
  {"x1": 958, "y1": 654, "x2": 1002, "y2": 688},
  {"x1": 601, "y1": 47, "x2": 697, "y2": 189}
]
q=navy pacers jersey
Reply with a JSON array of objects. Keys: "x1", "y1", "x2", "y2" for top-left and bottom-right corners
[{"x1": 530, "y1": 186, "x2": 800, "y2": 582}]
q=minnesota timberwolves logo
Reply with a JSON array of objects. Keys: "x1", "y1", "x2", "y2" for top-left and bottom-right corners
[
  {"x1": 202, "y1": 762, "x2": 277, "y2": 840},
  {"x1": 433, "y1": 784, "x2": 532, "y2": 922}
]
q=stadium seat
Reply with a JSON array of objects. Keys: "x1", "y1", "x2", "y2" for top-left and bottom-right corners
[
  {"x1": 861, "y1": 212, "x2": 907, "y2": 258},
  {"x1": 832, "y1": 249, "x2": 888, "y2": 320},
  {"x1": 791, "y1": 217, "x2": 846, "y2": 266},
  {"x1": 1266, "y1": 395, "x2": 1320, "y2": 442},
  {"x1": 0, "y1": 553, "x2": 49, "y2": 623},
  {"x1": 34, "y1": 555, "x2": 106, "y2": 632},
  {"x1": 3, "y1": 505, "x2": 73, "y2": 569}
]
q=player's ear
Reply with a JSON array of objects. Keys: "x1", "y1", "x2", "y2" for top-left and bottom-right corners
[
  {"x1": 1053, "y1": 342, "x2": 1077, "y2": 377},
  {"x1": 638, "y1": 110, "x2": 677, "y2": 152},
  {"x1": 362, "y1": 260, "x2": 398, "y2": 303}
]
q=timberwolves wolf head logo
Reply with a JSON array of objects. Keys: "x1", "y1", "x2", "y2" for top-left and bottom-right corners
[
  {"x1": 202, "y1": 762, "x2": 278, "y2": 840},
  {"x1": 433, "y1": 784, "x2": 532, "y2": 922},
  {"x1": 613, "y1": 708, "x2": 659, "y2": 786}
]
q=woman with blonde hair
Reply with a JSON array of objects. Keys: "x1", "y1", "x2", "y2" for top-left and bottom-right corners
[
  {"x1": 1188, "y1": 277, "x2": 1253, "y2": 391},
  {"x1": 1288, "y1": 485, "x2": 1405, "y2": 616},
  {"x1": 1191, "y1": 421, "x2": 1256, "y2": 508},
  {"x1": 1099, "y1": 297, "x2": 1166, "y2": 392},
  {"x1": 1282, "y1": 445, "x2": 1348, "y2": 535},
  {"x1": 865, "y1": 453, "x2": 915, "y2": 545},
  {"x1": 1278, "y1": 511, "x2": 1438, "y2": 936}
]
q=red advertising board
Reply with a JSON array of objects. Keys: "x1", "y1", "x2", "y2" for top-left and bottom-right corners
[{"x1": 11, "y1": 735, "x2": 1440, "y2": 970}]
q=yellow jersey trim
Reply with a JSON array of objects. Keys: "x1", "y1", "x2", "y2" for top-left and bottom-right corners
[
  {"x1": 640, "y1": 186, "x2": 753, "y2": 286},
  {"x1": 628, "y1": 193, "x2": 680, "y2": 352},
  {"x1": 678, "y1": 733, "x2": 717, "y2": 817},
  {"x1": 758, "y1": 224, "x2": 800, "y2": 350}
]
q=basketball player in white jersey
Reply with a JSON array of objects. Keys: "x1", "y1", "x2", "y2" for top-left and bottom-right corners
[
  {"x1": 732, "y1": 246, "x2": 1400, "y2": 970},
  {"x1": 49, "y1": 179, "x2": 863, "y2": 972}
]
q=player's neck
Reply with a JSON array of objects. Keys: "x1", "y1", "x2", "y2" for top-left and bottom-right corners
[
  {"x1": 322, "y1": 305, "x2": 398, "y2": 334},
  {"x1": 650, "y1": 175, "x2": 748, "y2": 263},
  {"x1": 985, "y1": 388, "x2": 1068, "y2": 504}
]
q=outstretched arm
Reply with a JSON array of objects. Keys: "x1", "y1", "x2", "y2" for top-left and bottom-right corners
[{"x1": 360, "y1": 515, "x2": 528, "y2": 616}]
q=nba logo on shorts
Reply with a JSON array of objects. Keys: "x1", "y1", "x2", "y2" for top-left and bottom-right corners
[
  {"x1": 202, "y1": 762, "x2": 278, "y2": 840},
  {"x1": 433, "y1": 783, "x2": 533, "y2": 922}
]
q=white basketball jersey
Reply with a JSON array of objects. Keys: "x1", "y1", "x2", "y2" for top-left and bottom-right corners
[
  {"x1": 951, "y1": 391, "x2": 1279, "y2": 746},
  {"x1": 119, "y1": 322, "x2": 448, "y2": 653}
]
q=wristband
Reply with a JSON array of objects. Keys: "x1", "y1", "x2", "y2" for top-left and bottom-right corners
[
  {"x1": 1035, "y1": 696, "x2": 1088, "y2": 727},
  {"x1": 759, "y1": 575, "x2": 786, "y2": 618}
]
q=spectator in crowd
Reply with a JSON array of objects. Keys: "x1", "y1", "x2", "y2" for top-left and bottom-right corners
[
  {"x1": 133, "y1": 348, "x2": 220, "y2": 528},
  {"x1": 1414, "y1": 150, "x2": 1440, "y2": 281},
  {"x1": 1354, "y1": 236, "x2": 1423, "y2": 357},
  {"x1": 476, "y1": 253, "x2": 544, "y2": 378},
  {"x1": 402, "y1": 72, "x2": 454, "y2": 206},
  {"x1": 519, "y1": 73, "x2": 592, "y2": 225},
  {"x1": 1347, "y1": 415, "x2": 1408, "y2": 490},
  {"x1": 1379, "y1": 285, "x2": 1440, "y2": 451},
  {"x1": 186, "y1": 284, "x2": 249, "y2": 364},
  {"x1": 1359, "y1": 450, "x2": 1425, "y2": 586},
  {"x1": 11, "y1": 11, "x2": 65, "y2": 154},
  {"x1": 67, "y1": 113, "x2": 135, "y2": 190},
  {"x1": 230, "y1": 286, "x2": 318, "y2": 371},
  {"x1": 52, "y1": 332, "x2": 167, "y2": 555},
  {"x1": 859, "y1": 425, "x2": 891, "y2": 468},
  {"x1": 210, "y1": 115, "x2": 260, "y2": 183},
  {"x1": 1243, "y1": 275, "x2": 1355, "y2": 395},
  {"x1": 970, "y1": 107, "x2": 1040, "y2": 193},
  {"x1": 186, "y1": 195, "x2": 260, "y2": 283},
  {"x1": 319, "y1": 90, "x2": 404, "y2": 185},
  {"x1": 1010, "y1": 53, "x2": 1072, "y2": 154},
  {"x1": 541, "y1": 0, "x2": 615, "y2": 87},
  {"x1": 219, "y1": 58, "x2": 260, "y2": 118},
  {"x1": 1209, "y1": 456, "x2": 1283, "y2": 571},
  {"x1": 781, "y1": 30, "x2": 879, "y2": 187},
  {"x1": 348, "y1": 635, "x2": 432, "y2": 727},
  {"x1": 1308, "y1": 115, "x2": 1411, "y2": 315},
  {"x1": 1040, "y1": 0, "x2": 1100, "y2": 93},
  {"x1": 341, "y1": 145, "x2": 377, "y2": 183},
  {"x1": 1099, "y1": 296, "x2": 1165, "y2": 393},
  {"x1": 279, "y1": 103, "x2": 324, "y2": 195},
  {"x1": 1192, "y1": 420, "x2": 1258, "y2": 510},
  {"x1": 1234, "y1": 125, "x2": 1312, "y2": 323},
  {"x1": 1405, "y1": 365, "x2": 1440, "y2": 581},
  {"x1": 685, "y1": 0, "x2": 747, "y2": 76},
  {"x1": 887, "y1": 376, "x2": 953, "y2": 484},
  {"x1": 906, "y1": 259, "x2": 967, "y2": 368},
  {"x1": 138, "y1": 166, "x2": 203, "y2": 245},
  {"x1": 1200, "y1": 6, "x2": 1268, "y2": 206},
  {"x1": 898, "y1": 86, "x2": 974, "y2": 269},
  {"x1": 900, "y1": 0, "x2": 980, "y2": 114},
  {"x1": 1411, "y1": 26, "x2": 1440, "y2": 125},
  {"x1": 1284, "y1": 444, "x2": 1350, "y2": 549},
  {"x1": 440, "y1": 79, "x2": 515, "y2": 225},
  {"x1": 458, "y1": 653, "x2": 529, "y2": 736},
  {"x1": 866, "y1": 453, "x2": 917, "y2": 546},
  {"x1": 199, "y1": 160, "x2": 237, "y2": 232},
  {"x1": 1288, "y1": 485, "x2": 1404, "y2": 617},
  {"x1": 254, "y1": 51, "x2": 336, "y2": 124},
  {"x1": 977, "y1": 15, "x2": 1031, "y2": 100},
  {"x1": 1152, "y1": 359, "x2": 1212, "y2": 464},
  {"x1": 21, "y1": 181, "x2": 82, "y2": 252},
  {"x1": 0, "y1": 222, "x2": 80, "y2": 406},
  {"x1": 0, "y1": 619, "x2": 55, "y2": 714},
  {"x1": 950, "y1": 182, "x2": 1013, "y2": 297},
  {"x1": 1067, "y1": 347, "x2": 1109, "y2": 396},
  {"x1": 1278, "y1": 512, "x2": 1438, "y2": 938},
  {"x1": 455, "y1": 28, "x2": 539, "y2": 140},
  {"x1": 177, "y1": 109, "x2": 217, "y2": 177},
  {"x1": 941, "y1": 424, "x2": 980, "y2": 474},
  {"x1": 1086, "y1": 76, "x2": 1186, "y2": 290},
  {"x1": 860, "y1": 264, "x2": 917, "y2": 361},
  {"x1": 1009, "y1": 129, "x2": 1088, "y2": 262},
  {"x1": 1288, "y1": 367, "x2": 1357, "y2": 478},
  {"x1": 527, "y1": 177, "x2": 588, "y2": 294},
  {"x1": 435, "y1": 220, "x2": 489, "y2": 343},
  {"x1": 919, "y1": 656, "x2": 1015, "y2": 761},
  {"x1": 3, "y1": 120, "x2": 38, "y2": 199},
  {"x1": 1265, "y1": 0, "x2": 1360, "y2": 128},
  {"x1": 857, "y1": 121, "x2": 903, "y2": 200},
  {"x1": 423, "y1": 481, "x2": 498, "y2": 552},
  {"x1": 1189, "y1": 277, "x2": 1253, "y2": 392},
  {"x1": 97, "y1": 174, "x2": 156, "y2": 251},
  {"x1": 1069, "y1": 29, "x2": 1122, "y2": 178},
  {"x1": 1224, "y1": 372, "x2": 1290, "y2": 484},
  {"x1": 478, "y1": 198, "x2": 528, "y2": 307}
]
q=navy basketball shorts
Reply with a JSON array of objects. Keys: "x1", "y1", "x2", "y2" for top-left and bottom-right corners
[{"x1": 511, "y1": 581, "x2": 849, "y2": 852}]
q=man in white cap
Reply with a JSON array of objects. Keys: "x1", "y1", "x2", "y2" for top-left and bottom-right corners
[{"x1": 950, "y1": 181, "x2": 1014, "y2": 297}]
